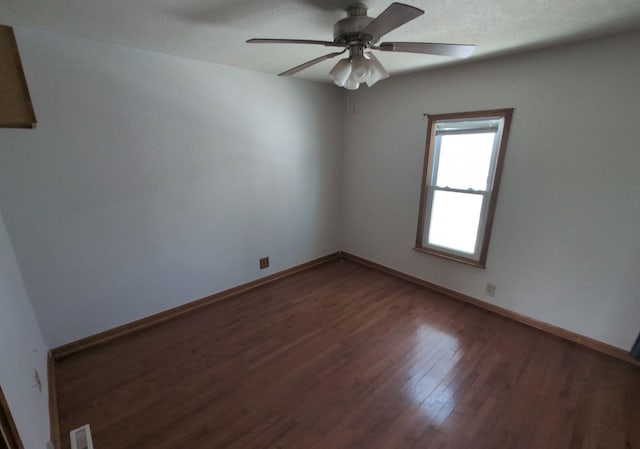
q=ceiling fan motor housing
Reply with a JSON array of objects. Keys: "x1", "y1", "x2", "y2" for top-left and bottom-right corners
[{"x1": 333, "y1": 3, "x2": 376, "y2": 45}]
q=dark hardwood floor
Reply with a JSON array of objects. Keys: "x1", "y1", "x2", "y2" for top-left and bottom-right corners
[{"x1": 54, "y1": 260, "x2": 640, "y2": 449}]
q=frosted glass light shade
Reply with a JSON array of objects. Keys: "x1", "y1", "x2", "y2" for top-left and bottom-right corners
[
  {"x1": 366, "y1": 66, "x2": 383, "y2": 87},
  {"x1": 329, "y1": 58, "x2": 352, "y2": 87},
  {"x1": 365, "y1": 52, "x2": 390, "y2": 87},
  {"x1": 350, "y1": 55, "x2": 369, "y2": 82},
  {"x1": 344, "y1": 76, "x2": 360, "y2": 90}
]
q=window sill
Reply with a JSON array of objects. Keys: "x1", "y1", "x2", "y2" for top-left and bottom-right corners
[{"x1": 413, "y1": 247, "x2": 486, "y2": 268}]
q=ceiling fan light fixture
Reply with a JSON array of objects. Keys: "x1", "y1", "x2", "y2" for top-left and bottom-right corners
[
  {"x1": 333, "y1": 52, "x2": 389, "y2": 89},
  {"x1": 248, "y1": 3, "x2": 476, "y2": 89},
  {"x1": 329, "y1": 58, "x2": 352, "y2": 87}
]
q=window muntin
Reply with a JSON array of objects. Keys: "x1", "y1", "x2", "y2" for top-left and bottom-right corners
[{"x1": 416, "y1": 109, "x2": 513, "y2": 267}]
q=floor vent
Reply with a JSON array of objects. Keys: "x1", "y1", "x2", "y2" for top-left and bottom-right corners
[{"x1": 70, "y1": 424, "x2": 94, "y2": 449}]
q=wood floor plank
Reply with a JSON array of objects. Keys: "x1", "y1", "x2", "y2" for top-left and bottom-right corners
[{"x1": 54, "y1": 260, "x2": 640, "y2": 449}]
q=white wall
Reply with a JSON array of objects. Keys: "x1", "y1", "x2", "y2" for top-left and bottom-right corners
[
  {"x1": 342, "y1": 31, "x2": 640, "y2": 350},
  {"x1": 0, "y1": 210, "x2": 50, "y2": 449},
  {"x1": 0, "y1": 28, "x2": 344, "y2": 348}
]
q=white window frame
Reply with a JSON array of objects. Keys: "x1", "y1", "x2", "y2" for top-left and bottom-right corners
[{"x1": 415, "y1": 109, "x2": 514, "y2": 267}]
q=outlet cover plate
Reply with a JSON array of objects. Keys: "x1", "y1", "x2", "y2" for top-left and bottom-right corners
[
  {"x1": 70, "y1": 424, "x2": 94, "y2": 449},
  {"x1": 485, "y1": 283, "x2": 496, "y2": 297}
]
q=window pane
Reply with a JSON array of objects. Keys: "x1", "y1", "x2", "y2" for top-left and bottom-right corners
[
  {"x1": 427, "y1": 190, "x2": 483, "y2": 254},
  {"x1": 435, "y1": 132, "x2": 496, "y2": 191}
]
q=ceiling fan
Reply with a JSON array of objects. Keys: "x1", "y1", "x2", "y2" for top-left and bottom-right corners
[{"x1": 247, "y1": 2, "x2": 476, "y2": 89}]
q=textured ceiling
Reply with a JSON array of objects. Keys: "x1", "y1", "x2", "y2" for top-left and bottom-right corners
[{"x1": 1, "y1": 0, "x2": 640, "y2": 83}]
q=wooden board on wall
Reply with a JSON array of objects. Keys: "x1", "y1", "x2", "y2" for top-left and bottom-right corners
[
  {"x1": 0, "y1": 25, "x2": 36, "y2": 128},
  {"x1": 0, "y1": 386, "x2": 24, "y2": 449}
]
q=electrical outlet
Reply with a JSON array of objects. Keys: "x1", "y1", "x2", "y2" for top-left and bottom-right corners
[
  {"x1": 259, "y1": 257, "x2": 269, "y2": 269},
  {"x1": 33, "y1": 368, "x2": 42, "y2": 393},
  {"x1": 485, "y1": 283, "x2": 496, "y2": 297}
]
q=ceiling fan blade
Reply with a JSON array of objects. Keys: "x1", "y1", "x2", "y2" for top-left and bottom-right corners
[
  {"x1": 363, "y1": 3, "x2": 424, "y2": 41},
  {"x1": 279, "y1": 50, "x2": 347, "y2": 76},
  {"x1": 247, "y1": 38, "x2": 345, "y2": 48},
  {"x1": 378, "y1": 42, "x2": 476, "y2": 58}
]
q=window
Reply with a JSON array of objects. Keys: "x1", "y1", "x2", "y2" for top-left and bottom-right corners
[{"x1": 415, "y1": 109, "x2": 514, "y2": 267}]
